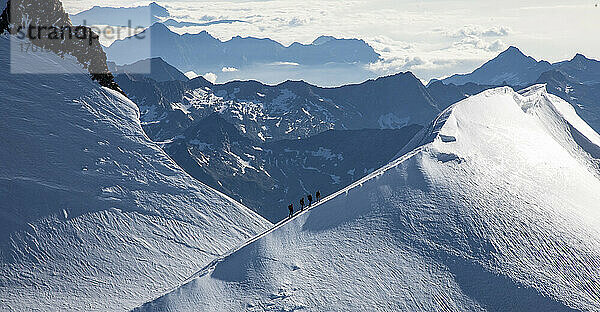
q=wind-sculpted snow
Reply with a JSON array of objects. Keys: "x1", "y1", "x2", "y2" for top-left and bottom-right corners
[
  {"x1": 134, "y1": 86, "x2": 600, "y2": 311},
  {"x1": 0, "y1": 35, "x2": 271, "y2": 311}
]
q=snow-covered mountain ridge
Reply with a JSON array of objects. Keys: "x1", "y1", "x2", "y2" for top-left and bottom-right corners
[
  {"x1": 114, "y1": 71, "x2": 436, "y2": 221},
  {"x1": 0, "y1": 34, "x2": 270, "y2": 311},
  {"x1": 430, "y1": 47, "x2": 600, "y2": 137},
  {"x1": 134, "y1": 85, "x2": 600, "y2": 311}
]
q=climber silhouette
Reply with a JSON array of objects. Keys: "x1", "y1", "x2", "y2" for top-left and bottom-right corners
[
  {"x1": 300, "y1": 197, "x2": 305, "y2": 211},
  {"x1": 288, "y1": 204, "x2": 294, "y2": 218},
  {"x1": 307, "y1": 194, "x2": 313, "y2": 207},
  {"x1": 316, "y1": 191, "x2": 321, "y2": 202}
]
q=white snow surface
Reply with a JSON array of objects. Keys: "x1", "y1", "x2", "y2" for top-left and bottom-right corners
[
  {"x1": 134, "y1": 86, "x2": 600, "y2": 311},
  {"x1": 0, "y1": 35, "x2": 271, "y2": 311}
]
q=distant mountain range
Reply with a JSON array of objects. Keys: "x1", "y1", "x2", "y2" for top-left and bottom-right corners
[
  {"x1": 106, "y1": 21, "x2": 380, "y2": 68},
  {"x1": 104, "y1": 22, "x2": 381, "y2": 85},
  {"x1": 435, "y1": 46, "x2": 600, "y2": 133},
  {"x1": 441, "y1": 46, "x2": 600, "y2": 86},
  {"x1": 115, "y1": 65, "x2": 437, "y2": 143},
  {"x1": 69, "y1": 2, "x2": 169, "y2": 27},
  {"x1": 108, "y1": 57, "x2": 189, "y2": 82},
  {"x1": 113, "y1": 49, "x2": 600, "y2": 221},
  {"x1": 114, "y1": 66, "x2": 439, "y2": 220},
  {"x1": 441, "y1": 46, "x2": 553, "y2": 86}
]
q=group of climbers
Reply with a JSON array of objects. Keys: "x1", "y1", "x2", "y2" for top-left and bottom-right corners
[{"x1": 288, "y1": 191, "x2": 321, "y2": 218}]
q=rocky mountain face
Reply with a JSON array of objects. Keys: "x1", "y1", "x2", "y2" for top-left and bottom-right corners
[
  {"x1": 115, "y1": 71, "x2": 438, "y2": 142},
  {"x1": 0, "y1": 0, "x2": 122, "y2": 93},
  {"x1": 113, "y1": 72, "x2": 436, "y2": 221},
  {"x1": 165, "y1": 113, "x2": 422, "y2": 221}
]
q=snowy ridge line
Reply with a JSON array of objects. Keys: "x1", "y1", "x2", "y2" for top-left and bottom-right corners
[
  {"x1": 130, "y1": 144, "x2": 427, "y2": 311},
  {"x1": 128, "y1": 85, "x2": 600, "y2": 311}
]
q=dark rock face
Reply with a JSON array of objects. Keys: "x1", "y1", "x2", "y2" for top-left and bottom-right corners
[
  {"x1": 165, "y1": 113, "x2": 423, "y2": 221},
  {"x1": 0, "y1": 0, "x2": 122, "y2": 93},
  {"x1": 114, "y1": 71, "x2": 435, "y2": 221},
  {"x1": 115, "y1": 72, "x2": 439, "y2": 143}
]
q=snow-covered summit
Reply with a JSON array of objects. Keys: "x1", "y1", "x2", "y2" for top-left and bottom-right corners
[
  {"x1": 135, "y1": 85, "x2": 600, "y2": 311},
  {"x1": 0, "y1": 35, "x2": 270, "y2": 311}
]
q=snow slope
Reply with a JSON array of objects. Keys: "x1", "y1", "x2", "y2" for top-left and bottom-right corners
[
  {"x1": 134, "y1": 85, "x2": 600, "y2": 311},
  {"x1": 0, "y1": 35, "x2": 271, "y2": 311}
]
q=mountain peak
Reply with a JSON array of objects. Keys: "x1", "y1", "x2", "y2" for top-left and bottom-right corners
[
  {"x1": 312, "y1": 35, "x2": 336, "y2": 45},
  {"x1": 498, "y1": 45, "x2": 527, "y2": 58},
  {"x1": 134, "y1": 84, "x2": 600, "y2": 312},
  {"x1": 150, "y1": 22, "x2": 170, "y2": 31},
  {"x1": 147, "y1": 22, "x2": 177, "y2": 36},
  {"x1": 572, "y1": 53, "x2": 589, "y2": 61},
  {"x1": 441, "y1": 45, "x2": 551, "y2": 86},
  {"x1": 148, "y1": 2, "x2": 169, "y2": 17}
]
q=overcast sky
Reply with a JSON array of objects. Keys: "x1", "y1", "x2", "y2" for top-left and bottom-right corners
[{"x1": 61, "y1": 0, "x2": 600, "y2": 81}]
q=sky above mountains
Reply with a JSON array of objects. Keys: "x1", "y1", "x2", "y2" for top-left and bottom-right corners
[{"x1": 61, "y1": 0, "x2": 600, "y2": 81}]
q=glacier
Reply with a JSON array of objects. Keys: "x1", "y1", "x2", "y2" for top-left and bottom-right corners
[
  {"x1": 134, "y1": 85, "x2": 600, "y2": 311},
  {"x1": 0, "y1": 35, "x2": 271, "y2": 311}
]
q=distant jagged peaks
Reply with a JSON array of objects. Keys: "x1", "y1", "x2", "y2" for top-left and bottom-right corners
[
  {"x1": 442, "y1": 46, "x2": 553, "y2": 86},
  {"x1": 111, "y1": 57, "x2": 189, "y2": 82},
  {"x1": 499, "y1": 45, "x2": 526, "y2": 57},
  {"x1": 148, "y1": 2, "x2": 169, "y2": 17},
  {"x1": 553, "y1": 52, "x2": 600, "y2": 84},
  {"x1": 441, "y1": 45, "x2": 600, "y2": 87},
  {"x1": 105, "y1": 23, "x2": 380, "y2": 82},
  {"x1": 572, "y1": 53, "x2": 588, "y2": 62},
  {"x1": 70, "y1": 2, "x2": 170, "y2": 27}
]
